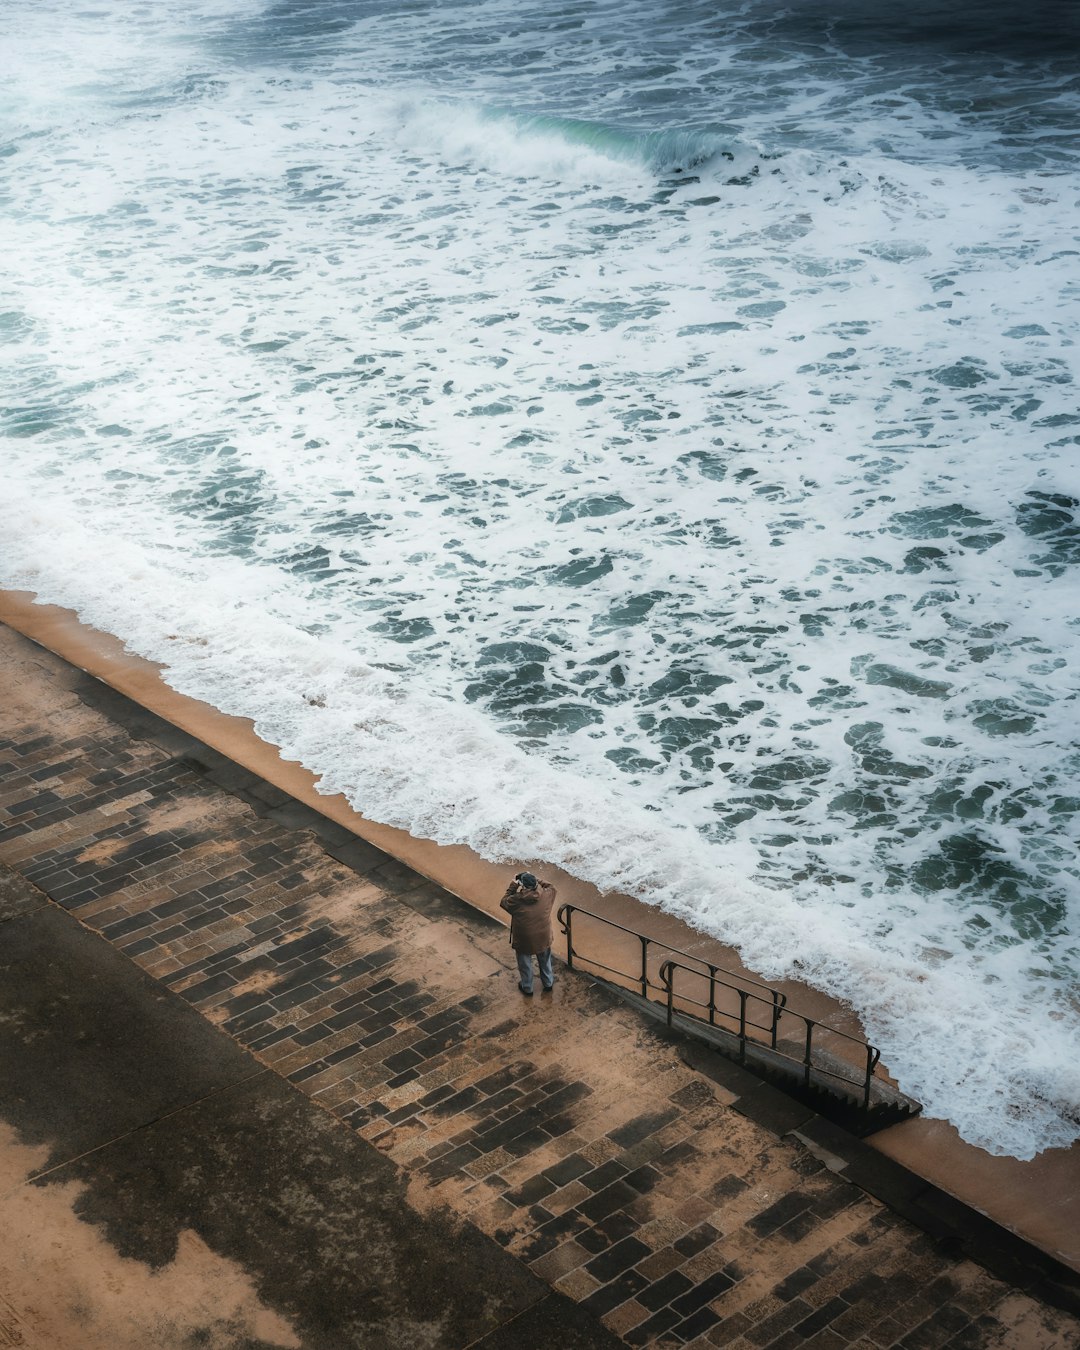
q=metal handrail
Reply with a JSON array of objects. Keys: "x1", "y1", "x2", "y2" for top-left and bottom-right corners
[
  {"x1": 660, "y1": 958, "x2": 880, "y2": 1111},
  {"x1": 557, "y1": 901, "x2": 786, "y2": 1004},
  {"x1": 558, "y1": 901, "x2": 882, "y2": 1113}
]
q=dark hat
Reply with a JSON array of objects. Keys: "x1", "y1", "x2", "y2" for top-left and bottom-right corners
[{"x1": 517, "y1": 872, "x2": 538, "y2": 890}]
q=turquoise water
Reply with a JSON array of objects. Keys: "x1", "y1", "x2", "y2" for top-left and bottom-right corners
[{"x1": 2, "y1": 0, "x2": 1078, "y2": 1156}]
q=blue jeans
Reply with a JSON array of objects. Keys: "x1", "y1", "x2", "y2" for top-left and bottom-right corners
[{"x1": 516, "y1": 948, "x2": 554, "y2": 992}]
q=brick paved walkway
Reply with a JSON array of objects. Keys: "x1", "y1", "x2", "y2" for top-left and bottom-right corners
[{"x1": 2, "y1": 624, "x2": 1079, "y2": 1349}]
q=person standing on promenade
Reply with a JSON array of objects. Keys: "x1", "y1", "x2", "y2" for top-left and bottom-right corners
[{"x1": 500, "y1": 872, "x2": 557, "y2": 996}]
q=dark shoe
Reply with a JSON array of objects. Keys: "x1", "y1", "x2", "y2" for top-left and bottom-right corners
[
  {"x1": 518, "y1": 983, "x2": 533, "y2": 996},
  {"x1": 541, "y1": 984, "x2": 554, "y2": 993}
]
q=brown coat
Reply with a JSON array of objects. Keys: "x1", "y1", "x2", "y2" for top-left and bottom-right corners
[{"x1": 500, "y1": 881, "x2": 557, "y2": 955}]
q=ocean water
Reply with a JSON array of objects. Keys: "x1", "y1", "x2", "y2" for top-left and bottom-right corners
[{"x1": 2, "y1": 0, "x2": 1079, "y2": 1159}]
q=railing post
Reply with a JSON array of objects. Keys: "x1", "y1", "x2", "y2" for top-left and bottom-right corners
[
  {"x1": 803, "y1": 1019, "x2": 815, "y2": 1089},
  {"x1": 660, "y1": 962, "x2": 675, "y2": 1027},
  {"x1": 707, "y1": 965, "x2": 718, "y2": 1027},
  {"x1": 770, "y1": 991, "x2": 782, "y2": 1049},
  {"x1": 861, "y1": 1046, "x2": 880, "y2": 1112},
  {"x1": 640, "y1": 936, "x2": 649, "y2": 998},
  {"x1": 738, "y1": 990, "x2": 748, "y2": 1063},
  {"x1": 564, "y1": 906, "x2": 574, "y2": 971}
]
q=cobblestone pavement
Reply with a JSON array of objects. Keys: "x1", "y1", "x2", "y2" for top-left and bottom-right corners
[{"x1": 2, "y1": 625, "x2": 1079, "y2": 1349}]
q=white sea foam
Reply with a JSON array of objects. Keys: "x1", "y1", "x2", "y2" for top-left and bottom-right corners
[{"x1": 2, "y1": 0, "x2": 1079, "y2": 1157}]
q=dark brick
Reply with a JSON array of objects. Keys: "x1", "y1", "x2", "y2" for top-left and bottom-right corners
[
  {"x1": 581, "y1": 1159, "x2": 629, "y2": 1193},
  {"x1": 503, "y1": 1127, "x2": 549, "y2": 1159},
  {"x1": 575, "y1": 1208, "x2": 640, "y2": 1255},
  {"x1": 38, "y1": 876, "x2": 86, "y2": 902},
  {"x1": 794, "y1": 1296, "x2": 849, "y2": 1339},
  {"x1": 637, "y1": 1269, "x2": 694, "y2": 1312},
  {"x1": 357, "y1": 1023, "x2": 396, "y2": 1050},
  {"x1": 504, "y1": 1175, "x2": 557, "y2": 1207},
  {"x1": 674, "y1": 1304, "x2": 722, "y2": 1340},
  {"x1": 517, "y1": 1210, "x2": 588, "y2": 1262},
  {"x1": 745, "y1": 1298, "x2": 812, "y2": 1346},
  {"x1": 383, "y1": 1048, "x2": 423, "y2": 1073},
  {"x1": 473, "y1": 1110, "x2": 537, "y2": 1148},
  {"x1": 418, "y1": 1084, "x2": 456, "y2": 1109},
  {"x1": 583, "y1": 1237, "x2": 651, "y2": 1284},
  {"x1": 838, "y1": 1272, "x2": 886, "y2": 1305},
  {"x1": 328, "y1": 989, "x2": 368, "y2": 1013},
  {"x1": 674, "y1": 1222, "x2": 719, "y2": 1258},
  {"x1": 270, "y1": 930, "x2": 336, "y2": 961},
  {"x1": 809, "y1": 1185, "x2": 859, "y2": 1223},
  {"x1": 248, "y1": 913, "x2": 286, "y2": 936},
  {"x1": 389, "y1": 990, "x2": 432, "y2": 1017},
  {"x1": 179, "y1": 971, "x2": 239, "y2": 1003},
  {"x1": 57, "y1": 887, "x2": 101, "y2": 910},
  {"x1": 669, "y1": 1269, "x2": 735, "y2": 1317},
  {"x1": 184, "y1": 908, "x2": 225, "y2": 932},
  {"x1": 365, "y1": 988, "x2": 400, "y2": 1011},
  {"x1": 776, "y1": 1208, "x2": 820, "y2": 1243},
  {"x1": 624, "y1": 1305, "x2": 682, "y2": 1345},
  {"x1": 101, "y1": 912, "x2": 156, "y2": 940},
  {"x1": 385, "y1": 1101, "x2": 421, "y2": 1126},
  {"x1": 325, "y1": 1005, "x2": 372, "y2": 1033},
  {"x1": 322, "y1": 1043, "x2": 364, "y2": 1069},
  {"x1": 130, "y1": 843, "x2": 181, "y2": 867},
  {"x1": 224, "y1": 997, "x2": 276, "y2": 1030},
  {"x1": 412, "y1": 1027, "x2": 467, "y2": 1057},
  {"x1": 417, "y1": 1007, "x2": 464, "y2": 1034},
  {"x1": 272, "y1": 982, "x2": 323, "y2": 1013},
  {"x1": 148, "y1": 892, "x2": 205, "y2": 921},
  {"x1": 121, "y1": 936, "x2": 158, "y2": 957},
  {"x1": 746, "y1": 1190, "x2": 814, "y2": 1238},
  {"x1": 592, "y1": 1209, "x2": 642, "y2": 1246},
  {"x1": 293, "y1": 1023, "x2": 336, "y2": 1047},
  {"x1": 580, "y1": 1268, "x2": 649, "y2": 1319},
  {"x1": 474, "y1": 1087, "x2": 521, "y2": 1117},
  {"x1": 576, "y1": 1179, "x2": 638, "y2": 1223},
  {"x1": 246, "y1": 1026, "x2": 295, "y2": 1052},
  {"x1": 543, "y1": 1153, "x2": 594, "y2": 1188},
  {"x1": 657, "y1": 1139, "x2": 698, "y2": 1168},
  {"x1": 535, "y1": 1080, "x2": 592, "y2": 1114},
  {"x1": 287, "y1": 1061, "x2": 327, "y2": 1084},
  {"x1": 6, "y1": 792, "x2": 60, "y2": 815},
  {"x1": 434, "y1": 1085, "x2": 482, "y2": 1116},
  {"x1": 622, "y1": 1164, "x2": 662, "y2": 1195},
  {"x1": 775, "y1": 1265, "x2": 819, "y2": 1302}
]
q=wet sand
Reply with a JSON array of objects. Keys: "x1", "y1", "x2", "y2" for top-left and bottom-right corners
[{"x1": 2, "y1": 585, "x2": 1077, "y2": 1274}]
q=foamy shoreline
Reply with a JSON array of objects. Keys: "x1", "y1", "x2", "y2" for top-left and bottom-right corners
[{"x1": 1, "y1": 586, "x2": 1077, "y2": 1272}]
